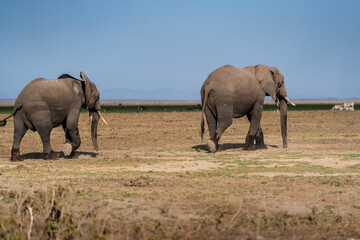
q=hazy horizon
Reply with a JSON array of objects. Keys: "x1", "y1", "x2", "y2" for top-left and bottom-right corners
[
  {"x1": 1, "y1": 87, "x2": 359, "y2": 103},
  {"x1": 1, "y1": 1, "x2": 359, "y2": 100}
]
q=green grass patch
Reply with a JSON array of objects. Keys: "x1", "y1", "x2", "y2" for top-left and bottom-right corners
[
  {"x1": 341, "y1": 154, "x2": 360, "y2": 161},
  {"x1": 1, "y1": 103, "x2": 359, "y2": 114},
  {"x1": 87, "y1": 104, "x2": 203, "y2": 113},
  {"x1": 0, "y1": 106, "x2": 14, "y2": 114}
]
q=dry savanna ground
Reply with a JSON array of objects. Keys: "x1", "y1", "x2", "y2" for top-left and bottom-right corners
[{"x1": 0, "y1": 108, "x2": 360, "y2": 239}]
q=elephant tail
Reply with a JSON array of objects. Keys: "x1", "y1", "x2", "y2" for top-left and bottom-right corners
[
  {"x1": 201, "y1": 88, "x2": 209, "y2": 140},
  {"x1": 0, "y1": 105, "x2": 21, "y2": 127},
  {"x1": 0, "y1": 120, "x2": 6, "y2": 127}
]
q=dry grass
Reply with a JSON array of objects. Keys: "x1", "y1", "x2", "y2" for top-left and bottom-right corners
[{"x1": 0, "y1": 110, "x2": 360, "y2": 239}]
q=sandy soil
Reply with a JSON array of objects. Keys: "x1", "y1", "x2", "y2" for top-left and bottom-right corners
[{"x1": 0, "y1": 110, "x2": 360, "y2": 239}]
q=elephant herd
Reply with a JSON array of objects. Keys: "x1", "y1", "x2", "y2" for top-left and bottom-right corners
[{"x1": 0, "y1": 64, "x2": 295, "y2": 161}]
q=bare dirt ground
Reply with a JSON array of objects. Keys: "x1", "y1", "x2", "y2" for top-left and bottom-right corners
[{"x1": 0, "y1": 110, "x2": 360, "y2": 239}]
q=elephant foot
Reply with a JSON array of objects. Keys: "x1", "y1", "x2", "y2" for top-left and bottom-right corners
[
  {"x1": 207, "y1": 139, "x2": 218, "y2": 153},
  {"x1": 45, "y1": 150, "x2": 60, "y2": 160},
  {"x1": 62, "y1": 143, "x2": 73, "y2": 157},
  {"x1": 244, "y1": 135, "x2": 256, "y2": 151},
  {"x1": 282, "y1": 140, "x2": 288, "y2": 148},
  {"x1": 243, "y1": 144, "x2": 256, "y2": 151},
  {"x1": 256, "y1": 144, "x2": 268, "y2": 150},
  {"x1": 10, "y1": 148, "x2": 23, "y2": 162}
]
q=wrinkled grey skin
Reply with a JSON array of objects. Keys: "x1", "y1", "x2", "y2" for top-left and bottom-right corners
[
  {"x1": 0, "y1": 72, "x2": 102, "y2": 161},
  {"x1": 200, "y1": 64, "x2": 293, "y2": 153}
]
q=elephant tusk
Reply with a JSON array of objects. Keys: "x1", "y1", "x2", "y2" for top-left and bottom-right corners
[
  {"x1": 97, "y1": 110, "x2": 109, "y2": 126},
  {"x1": 284, "y1": 97, "x2": 296, "y2": 106},
  {"x1": 275, "y1": 100, "x2": 280, "y2": 108}
]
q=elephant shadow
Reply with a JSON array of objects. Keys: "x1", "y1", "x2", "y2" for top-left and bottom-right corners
[
  {"x1": 21, "y1": 151, "x2": 97, "y2": 160},
  {"x1": 20, "y1": 152, "x2": 46, "y2": 160},
  {"x1": 192, "y1": 143, "x2": 244, "y2": 152},
  {"x1": 192, "y1": 143, "x2": 279, "y2": 152}
]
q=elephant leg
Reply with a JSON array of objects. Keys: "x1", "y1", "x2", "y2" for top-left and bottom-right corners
[
  {"x1": 62, "y1": 123, "x2": 71, "y2": 144},
  {"x1": 62, "y1": 111, "x2": 81, "y2": 157},
  {"x1": 68, "y1": 128, "x2": 81, "y2": 151},
  {"x1": 38, "y1": 129, "x2": 59, "y2": 160},
  {"x1": 208, "y1": 105, "x2": 233, "y2": 153},
  {"x1": 205, "y1": 106, "x2": 219, "y2": 153},
  {"x1": 62, "y1": 127, "x2": 81, "y2": 157},
  {"x1": 205, "y1": 105, "x2": 217, "y2": 139},
  {"x1": 215, "y1": 109, "x2": 233, "y2": 140},
  {"x1": 246, "y1": 114, "x2": 267, "y2": 149},
  {"x1": 62, "y1": 123, "x2": 75, "y2": 157},
  {"x1": 11, "y1": 114, "x2": 28, "y2": 161},
  {"x1": 244, "y1": 104, "x2": 263, "y2": 151},
  {"x1": 255, "y1": 127, "x2": 267, "y2": 149}
]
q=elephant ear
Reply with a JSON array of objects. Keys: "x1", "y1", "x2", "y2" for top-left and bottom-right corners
[
  {"x1": 80, "y1": 72, "x2": 96, "y2": 108},
  {"x1": 255, "y1": 65, "x2": 277, "y2": 101}
]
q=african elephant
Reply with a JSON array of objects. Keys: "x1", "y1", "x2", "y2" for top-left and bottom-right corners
[
  {"x1": 200, "y1": 64, "x2": 295, "y2": 153},
  {"x1": 0, "y1": 72, "x2": 108, "y2": 161}
]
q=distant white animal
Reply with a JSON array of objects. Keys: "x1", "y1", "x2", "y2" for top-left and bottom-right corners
[
  {"x1": 332, "y1": 104, "x2": 343, "y2": 111},
  {"x1": 332, "y1": 102, "x2": 354, "y2": 111},
  {"x1": 343, "y1": 102, "x2": 355, "y2": 111}
]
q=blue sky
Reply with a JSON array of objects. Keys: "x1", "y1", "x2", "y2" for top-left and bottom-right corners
[{"x1": 1, "y1": 0, "x2": 359, "y2": 100}]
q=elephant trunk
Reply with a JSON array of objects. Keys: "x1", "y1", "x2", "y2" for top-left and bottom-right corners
[
  {"x1": 279, "y1": 98, "x2": 288, "y2": 148},
  {"x1": 91, "y1": 111, "x2": 100, "y2": 151}
]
